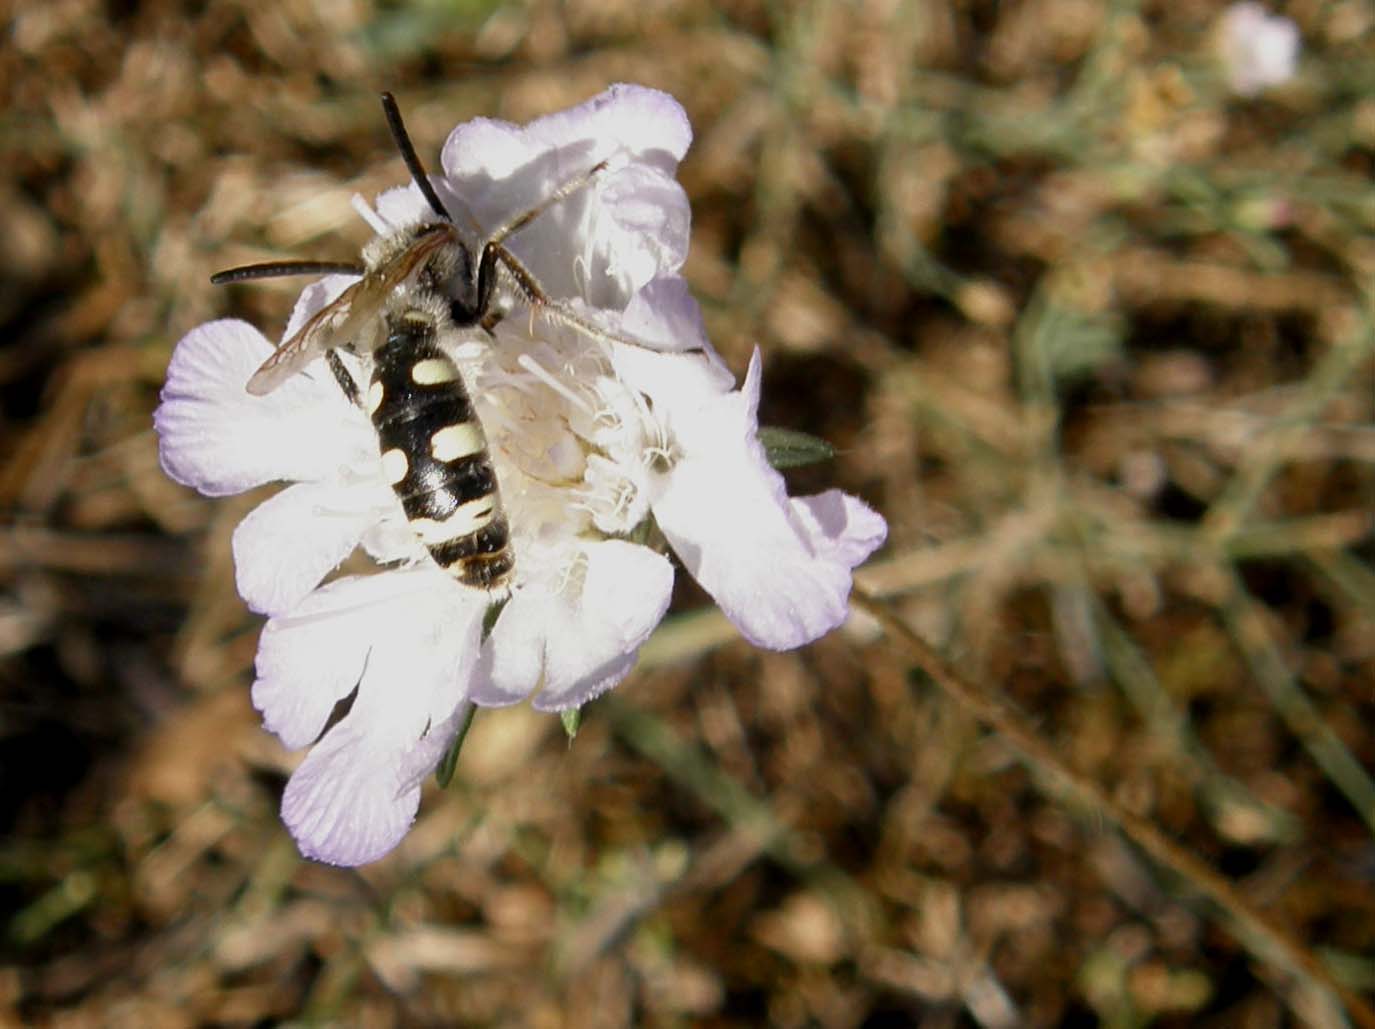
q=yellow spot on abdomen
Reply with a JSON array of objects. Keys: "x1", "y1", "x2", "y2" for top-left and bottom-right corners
[
  {"x1": 431, "y1": 423, "x2": 486, "y2": 462},
  {"x1": 410, "y1": 497, "x2": 498, "y2": 543},
  {"x1": 380, "y1": 448, "x2": 409, "y2": 484},
  {"x1": 411, "y1": 358, "x2": 460, "y2": 385}
]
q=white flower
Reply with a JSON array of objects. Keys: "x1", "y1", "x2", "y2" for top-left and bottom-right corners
[
  {"x1": 154, "y1": 85, "x2": 886, "y2": 866},
  {"x1": 1218, "y1": 3, "x2": 1300, "y2": 97}
]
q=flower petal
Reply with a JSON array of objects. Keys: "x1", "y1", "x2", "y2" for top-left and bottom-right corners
[
  {"x1": 1220, "y1": 3, "x2": 1300, "y2": 97},
  {"x1": 232, "y1": 480, "x2": 392, "y2": 616},
  {"x1": 250, "y1": 570, "x2": 478, "y2": 750},
  {"x1": 443, "y1": 84, "x2": 691, "y2": 187},
  {"x1": 656, "y1": 464, "x2": 851, "y2": 651},
  {"x1": 440, "y1": 85, "x2": 693, "y2": 306},
  {"x1": 252, "y1": 574, "x2": 401, "y2": 751},
  {"x1": 619, "y1": 277, "x2": 735, "y2": 385},
  {"x1": 280, "y1": 710, "x2": 423, "y2": 867},
  {"x1": 788, "y1": 491, "x2": 888, "y2": 570},
  {"x1": 396, "y1": 701, "x2": 475, "y2": 794},
  {"x1": 537, "y1": 541, "x2": 674, "y2": 710},
  {"x1": 281, "y1": 273, "x2": 360, "y2": 343},
  {"x1": 650, "y1": 353, "x2": 883, "y2": 649},
  {"x1": 586, "y1": 163, "x2": 691, "y2": 308},
  {"x1": 283, "y1": 689, "x2": 478, "y2": 868},
  {"x1": 473, "y1": 540, "x2": 673, "y2": 710},
  {"x1": 263, "y1": 571, "x2": 489, "y2": 865},
  {"x1": 525, "y1": 83, "x2": 692, "y2": 169},
  {"x1": 154, "y1": 319, "x2": 371, "y2": 496},
  {"x1": 608, "y1": 312, "x2": 745, "y2": 446}
]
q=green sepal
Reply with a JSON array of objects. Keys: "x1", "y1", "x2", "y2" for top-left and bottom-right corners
[
  {"x1": 627, "y1": 516, "x2": 655, "y2": 546},
  {"x1": 758, "y1": 426, "x2": 835, "y2": 469},
  {"x1": 480, "y1": 597, "x2": 508, "y2": 641},
  {"x1": 434, "y1": 704, "x2": 478, "y2": 788},
  {"x1": 560, "y1": 707, "x2": 582, "y2": 740}
]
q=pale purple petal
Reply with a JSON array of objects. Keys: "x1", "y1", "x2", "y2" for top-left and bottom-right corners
[
  {"x1": 282, "y1": 669, "x2": 482, "y2": 868},
  {"x1": 582, "y1": 164, "x2": 690, "y2": 308},
  {"x1": 617, "y1": 344, "x2": 763, "y2": 511},
  {"x1": 471, "y1": 596, "x2": 542, "y2": 707},
  {"x1": 789, "y1": 491, "x2": 888, "y2": 570},
  {"x1": 523, "y1": 84, "x2": 692, "y2": 170},
  {"x1": 656, "y1": 457, "x2": 854, "y2": 650},
  {"x1": 232, "y1": 480, "x2": 392, "y2": 616},
  {"x1": 440, "y1": 116, "x2": 541, "y2": 185},
  {"x1": 281, "y1": 273, "x2": 359, "y2": 342},
  {"x1": 442, "y1": 84, "x2": 691, "y2": 188},
  {"x1": 649, "y1": 352, "x2": 880, "y2": 649},
  {"x1": 154, "y1": 319, "x2": 371, "y2": 496},
  {"x1": 472, "y1": 541, "x2": 674, "y2": 710},
  {"x1": 373, "y1": 185, "x2": 443, "y2": 235},
  {"x1": 440, "y1": 85, "x2": 693, "y2": 305},
  {"x1": 266, "y1": 572, "x2": 488, "y2": 865},
  {"x1": 1220, "y1": 3, "x2": 1299, "y2": 97},
  {"x1": 252, "y1": 574, "x2": 404, "y2": 750},
  {"x1": 621, "y1": 276, "x2": 707, "y2": 350},
  {"x1": 397, "y1": 701, "x2": 475, "y2": 793},
  {"x1": 534, "y1": 541, "x2": 673, "y2": 710},
  {"x1": 250, "y1": 570, "x2": 477, "y2": 750},
  {"x1": 619, "y1": 277, "x2": 735, "y2": 385},
  {"x1": 280, "y1": 615, "x2": 486, "y2": 864},
  {"x1": 280, "y1": 712, "x2": 423, "y2": 867}
]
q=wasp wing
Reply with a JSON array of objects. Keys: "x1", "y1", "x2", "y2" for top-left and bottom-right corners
[
  {"x1": 245, "y1": 279, "x2": 366, "y2": 395},
  {"x1": 245, "y1": 225, "x2": 460, "y2": 396}
]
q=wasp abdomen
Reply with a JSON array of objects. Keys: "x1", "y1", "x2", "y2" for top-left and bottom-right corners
[{"x1": 369, "y1": 324, "x2": 513, "y2": 590}]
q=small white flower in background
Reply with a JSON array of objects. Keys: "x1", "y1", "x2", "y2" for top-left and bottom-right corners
[
  {"x1": 154, "y1": 85, "x2": 886, "y2": 867},
  {"x1": 1218, "y1": 3, "x2": 1300, "y2": 97}
]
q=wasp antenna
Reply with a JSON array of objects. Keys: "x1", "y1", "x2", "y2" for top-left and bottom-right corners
[
  {"x1": 381, "y1": 92, "x2": 452, "y2": 223},
  {"x1": 211, "y1": 261, "x2": 365, "y2": 285}
]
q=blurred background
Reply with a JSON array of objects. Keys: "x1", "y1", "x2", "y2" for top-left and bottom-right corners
[{"x1": 2, "y1": 0, "x2": 1374, "y2": 1025}]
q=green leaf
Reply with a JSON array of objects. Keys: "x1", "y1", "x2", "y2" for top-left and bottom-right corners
[
  {"x1": 434, "y1": 704, "x2": 478, "y2": 788},
  {"x1": 561, "y1": 707, "x2": 582, "y2": 740},
  {"x1": 758, "y1": 427, "x2": 835, "y2": 469}
]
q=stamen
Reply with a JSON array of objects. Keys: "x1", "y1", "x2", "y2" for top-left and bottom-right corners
[
  {"x1": 310, "y1": 503, "x2": 381, "y2": 521},
  {"x1": 643, "y1": 445, "x2": 676, "y2": 473},
  {"x1": 516, "y1": 354, "x2": 593, "y2": 415},
  {"x1": 573, "y1": 460, "x2": 644, "y2": 533},
  {"x1": 592, "y1": 404, "x2": 621, "y2": 431},
  {"x1": 572, "y1": 254, "x2": 591, "y2": 298},
  {"x1": 554, "y1": 548, "x2": 589, "y2": 596},
  {"x1": 352, "y1": 193, "x2": 393, "y2": 236}
]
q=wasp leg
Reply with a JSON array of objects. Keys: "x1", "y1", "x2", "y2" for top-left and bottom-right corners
[
  {"x1": 485, "y1": 160, "x2": 610, "y2": 249},
  {"x1": 474, "y1": 238, "x2": 555, "y2": 332},
  {"x1": 486, "y1": 240, "x2": 550, "y2": 305},
  {"x1": 482, "y1": 240, "x2": 704, "y2": 357},
  {"x1": 326, "y1": 351, "x2": 363, "y2": 407},
  {"x1": 471, "y1": 163, "x2": 608, "y2": 325}
]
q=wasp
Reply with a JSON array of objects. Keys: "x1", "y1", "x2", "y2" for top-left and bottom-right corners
[{"x1": 211, "y1": 94, "x2": 619, "y2": 590}]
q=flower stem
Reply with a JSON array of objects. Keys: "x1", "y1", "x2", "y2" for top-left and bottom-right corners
[{"x1": 850, "y1": 586, "x2": 1375, "y2": 1029}]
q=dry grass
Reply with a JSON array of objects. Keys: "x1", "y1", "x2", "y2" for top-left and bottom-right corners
[{"x1": 2, "y1": 0, "x2": 1374, "y2": 1025}]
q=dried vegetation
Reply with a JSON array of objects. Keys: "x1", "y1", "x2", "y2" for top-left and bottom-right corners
[{"x1": 2, "y1": 0, "x2": 1374, "y2": 1025}]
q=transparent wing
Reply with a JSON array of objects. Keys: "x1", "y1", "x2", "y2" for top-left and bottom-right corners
[
  {"x1": 245, "y1": 225, "x2": 461, "y2": 396},
  {"x1": 245, "y1": 278, "x2": 369, "y2": 395}
]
